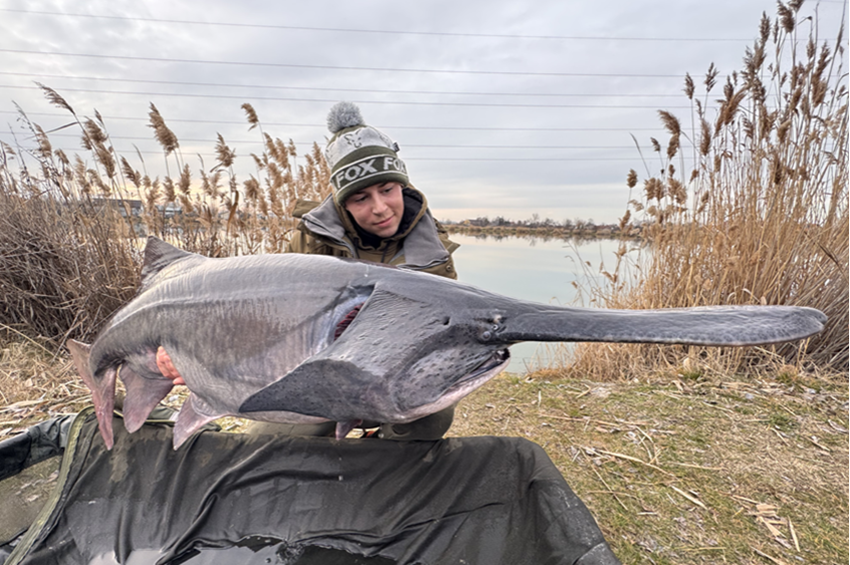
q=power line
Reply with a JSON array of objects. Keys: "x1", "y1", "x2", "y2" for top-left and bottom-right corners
[
  {"x1": 0, "y1": 110, "x2": 667, "y2": 132},
  {"x1": 24, "y1": 132, "x2": 836, "y2": 155},
  {"x1": 0, "y1": 49, "x2": 688, "y2": 79},
  {"x1": 409, "y1": 157, "x2": 679, "y2": 162},
  {"x1": 0, "y1": 8, "x2": 759, "y2": 42},
  {"x1": 0, "y1": 71, "x2": 689, "y2": 99},
  {"x1": 0, "y1": 84, "x2": 695, "y2": 110},
  {"x1": 29, "y1": 132, "x2": 645, "y2": 150},
  {"x1": 0, "y1": 144, "x2": 655, "y2": 162}
]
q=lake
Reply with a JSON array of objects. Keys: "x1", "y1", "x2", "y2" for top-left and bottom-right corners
[{"x1": 449, "y1": 233, "x2": 628, "y2": 373}]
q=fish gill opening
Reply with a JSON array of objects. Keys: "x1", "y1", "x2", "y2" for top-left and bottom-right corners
[{"x1": 333, "y1": 305, "x2": 362, "y2": 341}]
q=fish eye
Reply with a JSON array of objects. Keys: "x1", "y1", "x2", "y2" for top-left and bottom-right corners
[{"x1": 481, "y1": 330, "x2": 492, "y2": 341}]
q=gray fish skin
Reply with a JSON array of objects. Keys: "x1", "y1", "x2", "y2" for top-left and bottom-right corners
[{"x1": 69, "y1": 237, "x2": 827, "y2": 450}]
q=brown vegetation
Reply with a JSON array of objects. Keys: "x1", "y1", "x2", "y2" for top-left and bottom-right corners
[
  {"x1": 445, "y1": 222, "x2": 637, "y2": 240},
  {"x1": 565, "y1": 4, "x2": 848, "y2": 378},
  {"x1": 1, "y1": 96, "x2": 330, "y2": 343}
]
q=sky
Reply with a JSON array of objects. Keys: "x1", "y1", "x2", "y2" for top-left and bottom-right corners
[{"x1": 0, "y1": 0, "x2": 847, "y2": 225}]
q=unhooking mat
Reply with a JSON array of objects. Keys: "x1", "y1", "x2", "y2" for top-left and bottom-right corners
[{"x1": 0, "y1": 407, "x2": 621, "y2": 565}]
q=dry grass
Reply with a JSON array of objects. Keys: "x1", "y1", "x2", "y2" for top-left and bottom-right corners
[
  {"x1": 567, "y1": 4, "x2": 848, "y2": 378},
  {"x1": 0, "y1": 190, "x2": 139, "y2": 344},
  {"x1": 0, "y1": 338, "x2": 89, "y2": 438}
]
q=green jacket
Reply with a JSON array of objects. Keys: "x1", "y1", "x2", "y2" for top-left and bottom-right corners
[{"x1": 286, "y1": 186, "x2": 459, "y2": 279}]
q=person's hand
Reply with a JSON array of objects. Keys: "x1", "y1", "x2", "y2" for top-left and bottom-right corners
[{"x1": 156, "y1": 347, "x2": 186, "y2": 385}]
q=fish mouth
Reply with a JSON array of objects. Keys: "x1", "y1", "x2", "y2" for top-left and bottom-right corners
[
  {"x1": 395, "y1": 348, "x2": 510, "y2": 423},
  {"x1": 450, "y1": 348, "x2": 511, "y2": 390}
]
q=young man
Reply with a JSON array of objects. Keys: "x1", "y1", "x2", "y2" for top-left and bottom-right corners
[
  {"x1": 287, "y1": 101, "x2": 458, "y2": 279},
  {"x1": 157, "y1": 102, "x2": 460, "y2": 440}
]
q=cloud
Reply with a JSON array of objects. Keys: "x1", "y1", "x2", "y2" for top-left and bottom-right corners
[{"x1": 1, "y1": 0, "x2": 845, "y2": 222}]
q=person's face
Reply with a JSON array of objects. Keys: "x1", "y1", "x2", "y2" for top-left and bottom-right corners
[{"x1": 343, "y1": 181, "x2": 405, "y2": 238}]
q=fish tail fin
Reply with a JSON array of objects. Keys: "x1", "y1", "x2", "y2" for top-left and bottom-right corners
[
  {"x1": 119, "y1": 365, "x2": 174, "y2": 434},
  {"x1": 68, "y1": 339, "x2": 116, "y2": 450}
]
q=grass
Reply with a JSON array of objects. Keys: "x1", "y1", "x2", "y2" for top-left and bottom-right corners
[
  {"x1": 0, "y1": 97, "x2": 331, "y2": 343},
  {"x1": 450, "y1": 370, "x2": 848, "y2": 565}
]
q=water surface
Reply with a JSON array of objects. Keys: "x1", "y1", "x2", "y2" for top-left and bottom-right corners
[{"x1": 450, "y1": 233, "x2": 626, "y2": 373}]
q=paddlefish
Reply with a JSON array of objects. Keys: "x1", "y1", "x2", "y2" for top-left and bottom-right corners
[{"x1": 68, "y1": 237, "x2": 827, "y2": 449}]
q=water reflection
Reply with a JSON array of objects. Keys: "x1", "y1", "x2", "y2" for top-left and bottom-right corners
[
  {"x1": 455, "y1": 231, "x2": 621, "y2": 246},
  {"x1": 450, "y1": 234, "x2": 635, "y2": 373}
]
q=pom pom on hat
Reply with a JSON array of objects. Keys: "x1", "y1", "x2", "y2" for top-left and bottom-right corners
[
  {"x1": 324, "y1": 102, "x2": 409, "y2": 204},
  {"x1": 327, "y1": 101, "x2": 365, "y2": 134}
]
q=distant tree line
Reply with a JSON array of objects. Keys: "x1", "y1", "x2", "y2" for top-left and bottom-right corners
[
  {"x1": 443, "y1": 214, "x2": 604, "y2": 230},
  {"x1": 440, "y1": 214, "x2": 637, "y2": 238}
]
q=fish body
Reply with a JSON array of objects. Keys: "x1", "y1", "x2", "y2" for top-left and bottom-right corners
[{"x1": 69, "y1": 237, "x2": 827, "y2": 449}]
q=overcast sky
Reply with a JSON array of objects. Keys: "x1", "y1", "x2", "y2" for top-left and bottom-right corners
[{"x1": 1, "y1": 0, "x2": 846, "y2": 224}]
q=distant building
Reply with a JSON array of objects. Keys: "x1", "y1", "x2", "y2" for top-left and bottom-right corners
[
  {"x1": 90, "y1": 198, "x2": 143, "y2": 218},
  {"x1": 87, "y1": 198, "x2": 183, "y2": 219},
  {"x1": 159, "y1": 203, "x2": 182, "y2": 219}
]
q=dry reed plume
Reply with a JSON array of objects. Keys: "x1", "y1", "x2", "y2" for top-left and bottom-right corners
[{"x1": 568, "y1": 3, "x2": 848, "y2": 377}]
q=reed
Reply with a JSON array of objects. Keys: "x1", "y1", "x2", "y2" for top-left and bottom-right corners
[
  {"x1": 568, "y1": 3, "x2": 848, "y2": 377},
  {"x1": 0, "y1": 93, "x2": 330, "y2": 346}
]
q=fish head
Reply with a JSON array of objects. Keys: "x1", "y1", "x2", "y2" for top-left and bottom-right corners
[
  {"x1": 239, "y1": 280, "x2": 516, "y2": 423},
  {"x1": 359, "y1": 304, "x2": 513, "y2": 422}
]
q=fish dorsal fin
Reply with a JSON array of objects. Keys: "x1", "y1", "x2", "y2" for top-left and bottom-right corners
[{"x1": 141, "y1": 237, "x2": 194, "y2": 285}]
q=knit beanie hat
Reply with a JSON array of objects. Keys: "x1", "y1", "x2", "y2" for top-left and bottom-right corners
[{"x1": 324, "y1": 102, "x2": 409, "y2": 204}]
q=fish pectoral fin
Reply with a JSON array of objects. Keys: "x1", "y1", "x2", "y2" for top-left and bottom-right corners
[
  {"x1": 119, "y1": 365, "x2": 174, "y2": 434},
  {"x1": 239, "y1": 358, "x2": 377, "y2": 420},
  {"x1": 68, "y1": 339, "x2": 116, "y2": 450},
  {"x1": 172, "y1": 393, "x2": 222, "y2": 450}
]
